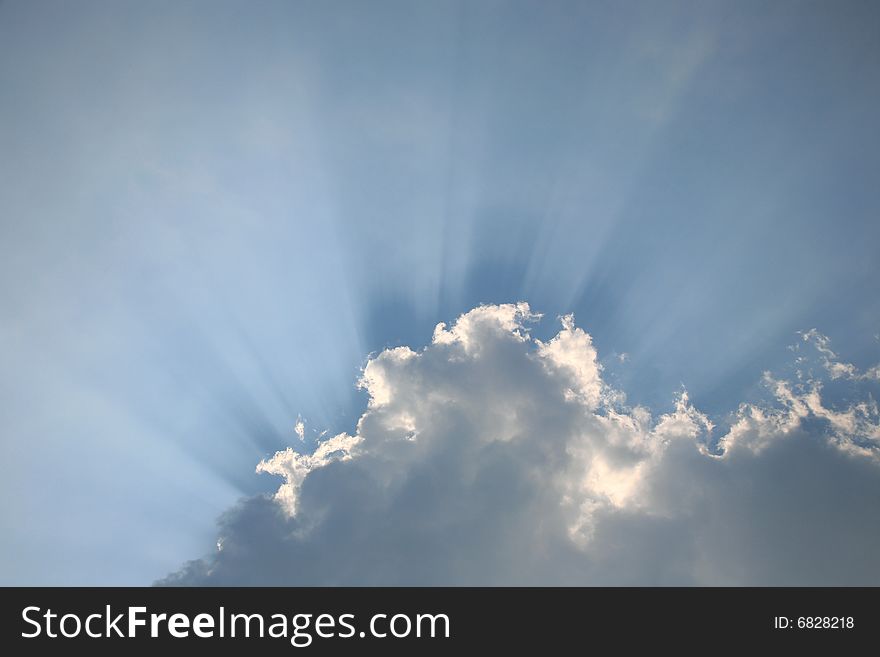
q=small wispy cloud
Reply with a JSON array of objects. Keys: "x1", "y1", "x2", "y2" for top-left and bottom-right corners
[{"x1": 799, "y1": 329, "x2": 880, "y2": 382}]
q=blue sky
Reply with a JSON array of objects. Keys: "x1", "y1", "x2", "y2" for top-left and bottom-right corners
[{"x1": 1, "y1": 0, "x2": 879, "y2": 584}]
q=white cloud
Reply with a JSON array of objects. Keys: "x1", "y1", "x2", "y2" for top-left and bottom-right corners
[
  {"x1": 256, "y1": 432, "x2": 361, "y2": 516},
  {"x1": 800, "y1": 328, "x2": 880, "y2": 382},
  {"x1": 163, "y1": 304, "x2": 880, "y2": 585}
]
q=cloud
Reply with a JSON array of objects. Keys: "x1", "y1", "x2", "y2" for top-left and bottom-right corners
[
  {"x1": 799, "y1": 329, "x2": 880, "y2": 382},
  {"x1": 161, "y1": 304, "x2": 880, "y2": 585}
]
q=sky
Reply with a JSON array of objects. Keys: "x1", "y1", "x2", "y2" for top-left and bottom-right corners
[{"x1": 1, "y1": 0, "x2": 879, "y2": 585}]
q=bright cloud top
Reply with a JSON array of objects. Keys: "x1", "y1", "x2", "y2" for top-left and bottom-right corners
[{"x1": 164, "y1": 304, "x2": 880, "y2": 585}]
